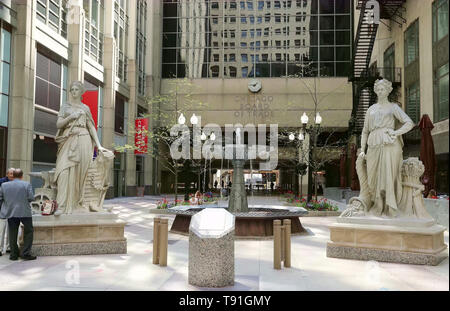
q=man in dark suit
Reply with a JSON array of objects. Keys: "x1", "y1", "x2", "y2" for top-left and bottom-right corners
[{"x1": 0, "y1": 169, "x2": 36, "y2": 261}]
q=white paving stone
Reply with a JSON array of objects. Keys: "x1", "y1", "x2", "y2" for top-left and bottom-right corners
[{"x1": 0, "y1": 195, "x2": 447, "y2": 291}]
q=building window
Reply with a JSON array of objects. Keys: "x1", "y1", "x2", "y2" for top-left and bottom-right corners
[
  {"x1": 35, "y1": 50, "x2": 67, "y2": 113},
  {"x1": 114, "y1": 0, "x2": 129, "y2": 82},
  {"x1": 434, "y1": 63, "x2": 449, "y2": 121},
  {"x1": 84, "y1": 0, "x2": 104, "y2": 64},
  {"x1": 136, "y1": 155, "x2": 145, "y2": 187},
  {"x1": 404, "y1": 20, "x2": 419, "y2": 66},
  {"x1": 433, "y1": 0, "x2": 449, "y2": 43},
  {"x1": 383, "y1": 44, "x2": 395, "y2": 82},
  {"x1": 36, "y1": 0, "x2": 68, "y2": 38},
  {"x1": 0, "y1": 22, "x2": 12, "y2": 128},
  {"x1": 406, "y1": 82, "x2": 421, "y2": 124},
  {"x1": 136, "y1": 0, "x2": 147, "y2": 96},
  {"x1": 115, "y1": 94, "x2": 127, "y2": 134}
]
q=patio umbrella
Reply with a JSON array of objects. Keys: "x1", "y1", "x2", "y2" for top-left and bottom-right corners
[{"x1": 419, "y1": 114, "x2": 436, "y2": 197}]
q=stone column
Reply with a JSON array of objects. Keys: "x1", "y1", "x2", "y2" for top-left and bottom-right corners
[
  {"x1": 66, "y1": 0, "x2": 85, "y2": 82},
  {"x1": 101, "y1": 1, "x2": 117, "y2": 198},
  {"x1": 7, "y1": 1, "x2": 36, "y2": 178},
  {"x1": 124, "y1": 4, "x2": 138, "y2": 196}
]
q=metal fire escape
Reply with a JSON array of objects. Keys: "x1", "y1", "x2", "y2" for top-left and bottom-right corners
[{"x1": 350, "y1": 0, "x2": 407, "y2": 134}]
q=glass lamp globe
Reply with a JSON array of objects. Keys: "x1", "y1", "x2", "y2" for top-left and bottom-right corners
[
  {"x1": 178, "y1": 113, "x2": 186, "y2": 125},
  {"x1": 201, "y1": 132, "x2": 207, "y2": 141},
  {"x1": 299, "y1": 132, "x2": 305, "y2": 141},
  {"x1": 289, "y1": 133, "x2": 295, "y2": 141},
  {"x1": 315, "y1": 112, "x2": 323, "y2": 125},
  {"x1": 190, "y1": 113, "x2": 198, "y2": 125},
  {"x1": 301, "y1": 112, "x2": 309, "y2": 125},
  {"x1": 210, "y1": 133, "x2": 216, "y2": 141}
]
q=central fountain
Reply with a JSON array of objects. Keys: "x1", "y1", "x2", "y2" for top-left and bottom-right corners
[{"x1": 167, "y1": 131, "x2": 308, "y2": 239}]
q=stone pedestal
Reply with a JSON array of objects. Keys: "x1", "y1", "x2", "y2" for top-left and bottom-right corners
[
  {"x1": 30, "y1": 213, "x2": 127, "y2": 256},
  {"x1": 188, "y1": 209, "x2": 235, "y2": 287},
  {"x1": 327, "y1": 217, "x2": 448, "y2": 266}
]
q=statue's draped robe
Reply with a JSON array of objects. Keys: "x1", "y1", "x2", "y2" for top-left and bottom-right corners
[
  {"x1": 362, "y1": 103, "x2": 414, "y2": 216},
  {"x1": 55, "y1": 103, "x2": 96, "y2": 214}
]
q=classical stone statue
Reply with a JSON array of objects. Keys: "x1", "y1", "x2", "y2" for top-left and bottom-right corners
[
  {"x1": 53, "y1": 81, "x2": 113, "y2": 215},
  {"x1": 341, "y1": 79, "x2": 432, "y2": 219}
]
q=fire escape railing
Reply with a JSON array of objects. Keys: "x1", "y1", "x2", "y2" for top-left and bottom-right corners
[{"x1": 349, "y1": 0, "x2": 407, "y2": 135}]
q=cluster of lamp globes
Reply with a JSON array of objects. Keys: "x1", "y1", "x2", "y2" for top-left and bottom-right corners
[
  {"x1": 177, "y1": 113, "x2": 216, "y2": 141},
  {"x1": 177, "y1": 111, "x2": 322, "y2": 143},
  {"x1": 288, "y1": 112, "x2": 323, "y2": 142}
]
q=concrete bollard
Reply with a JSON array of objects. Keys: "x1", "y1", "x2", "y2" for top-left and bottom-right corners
[
  {"x1": 273, "y1": 219, "x2": 292, "y2": 269},
  {"x1": 152, "y1": 218, "x2": 160, "y2": 264},
  {"x1": 283, "y1": 219, "x2": 291, "y2": 268},
  {"x1": 159, "y1": 219, "x2": 169, "y2": 267},
  {"x1": 273, "y1": 220, "x2": 282, "y2": 270},
  {"x1": 152, "y1": 217, "x2": 168, "y2": 267}
]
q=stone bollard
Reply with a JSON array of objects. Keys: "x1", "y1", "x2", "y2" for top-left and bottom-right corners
[
  {"x1": 152, "y1": 217, "x2": 168, "y2": 266},
  {"x1": 273, "y1": 219, "x2": 292, "y2": 269},
  {"x1": 189, "y1": 208, "x2": 235, "y2": 287}
]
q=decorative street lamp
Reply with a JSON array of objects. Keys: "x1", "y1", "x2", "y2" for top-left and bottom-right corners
[{"x1": 300, "y1": 111, "x2": 323, "y2": 203}]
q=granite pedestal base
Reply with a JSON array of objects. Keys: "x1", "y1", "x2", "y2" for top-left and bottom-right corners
[
  {"x1": 30, "y1": 213, "x2": 127, "y2": 256},
  {"x1": 327, "y1": 217, "x2": 448, "y2": 266}
]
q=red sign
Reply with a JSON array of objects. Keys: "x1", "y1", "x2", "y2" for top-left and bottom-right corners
[
  {"x1": 135, "y1": 118, "x2": 149, "y2": 154},
  {"x1": 81, "y1": 90, "x2": 99, "y2": 129}
]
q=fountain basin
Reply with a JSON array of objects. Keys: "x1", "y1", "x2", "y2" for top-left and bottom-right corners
[{"x1": 166, "y1": 204, "x2": 308, "y2": 239}]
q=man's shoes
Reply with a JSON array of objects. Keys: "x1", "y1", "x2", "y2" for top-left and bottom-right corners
[
  {"x1": 21, "y1": 255, "x2": 37, "y2": 261},
  {"x1": 9, "y1": 256, "x2": 18, "y2": 261}
]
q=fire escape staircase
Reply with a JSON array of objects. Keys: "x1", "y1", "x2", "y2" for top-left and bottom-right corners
[{"x1": 350, "y1": 0, "x2": 407, "y2": 134}]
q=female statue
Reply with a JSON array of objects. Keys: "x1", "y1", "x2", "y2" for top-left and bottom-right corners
[
  {"x1": 359, "y1": 79, "x2": 414, "y2": 216},
  {"x1": 54, "y1": 81, "x2": 109, "y2": 214}
]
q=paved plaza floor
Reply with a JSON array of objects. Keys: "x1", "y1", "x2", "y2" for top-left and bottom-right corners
[{"x1": 0, "y1": 196, "x2": 448, "y2": 291}]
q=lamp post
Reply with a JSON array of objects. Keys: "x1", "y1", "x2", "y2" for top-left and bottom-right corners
[{"x1": 300, "y1": 112, "x2": 323, "y2": 203}]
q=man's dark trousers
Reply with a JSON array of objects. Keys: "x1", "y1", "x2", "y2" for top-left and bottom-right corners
[{"x1": 8, "y1": 218, "x2": 33, "y2": 258}]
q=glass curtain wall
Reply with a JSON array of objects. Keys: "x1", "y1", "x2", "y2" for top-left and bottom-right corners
[{"x1": 162, "y1": 0, "x2": 352, "y2": 78}]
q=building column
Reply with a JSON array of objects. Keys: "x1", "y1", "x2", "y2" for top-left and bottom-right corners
[
  {"x1": 146, "y1": 0, "x2": 163, "y2": 194},
  {"x1": 66, "y1": 1, "x2": 85, "y2": 83},
  {"x1": 7, "y1": 1, "x2": 35, "y2": 179},
  {"x1": 102, "y1": 1, "x2": 117, "y2": 198}
]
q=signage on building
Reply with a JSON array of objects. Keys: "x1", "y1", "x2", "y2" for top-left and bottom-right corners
[
  {"x1": 135, "y1": 118, "x2": 149, "y2": 155},
  {"x1": 81, "y1": 91, "x2": 99, "y2": 129}
]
